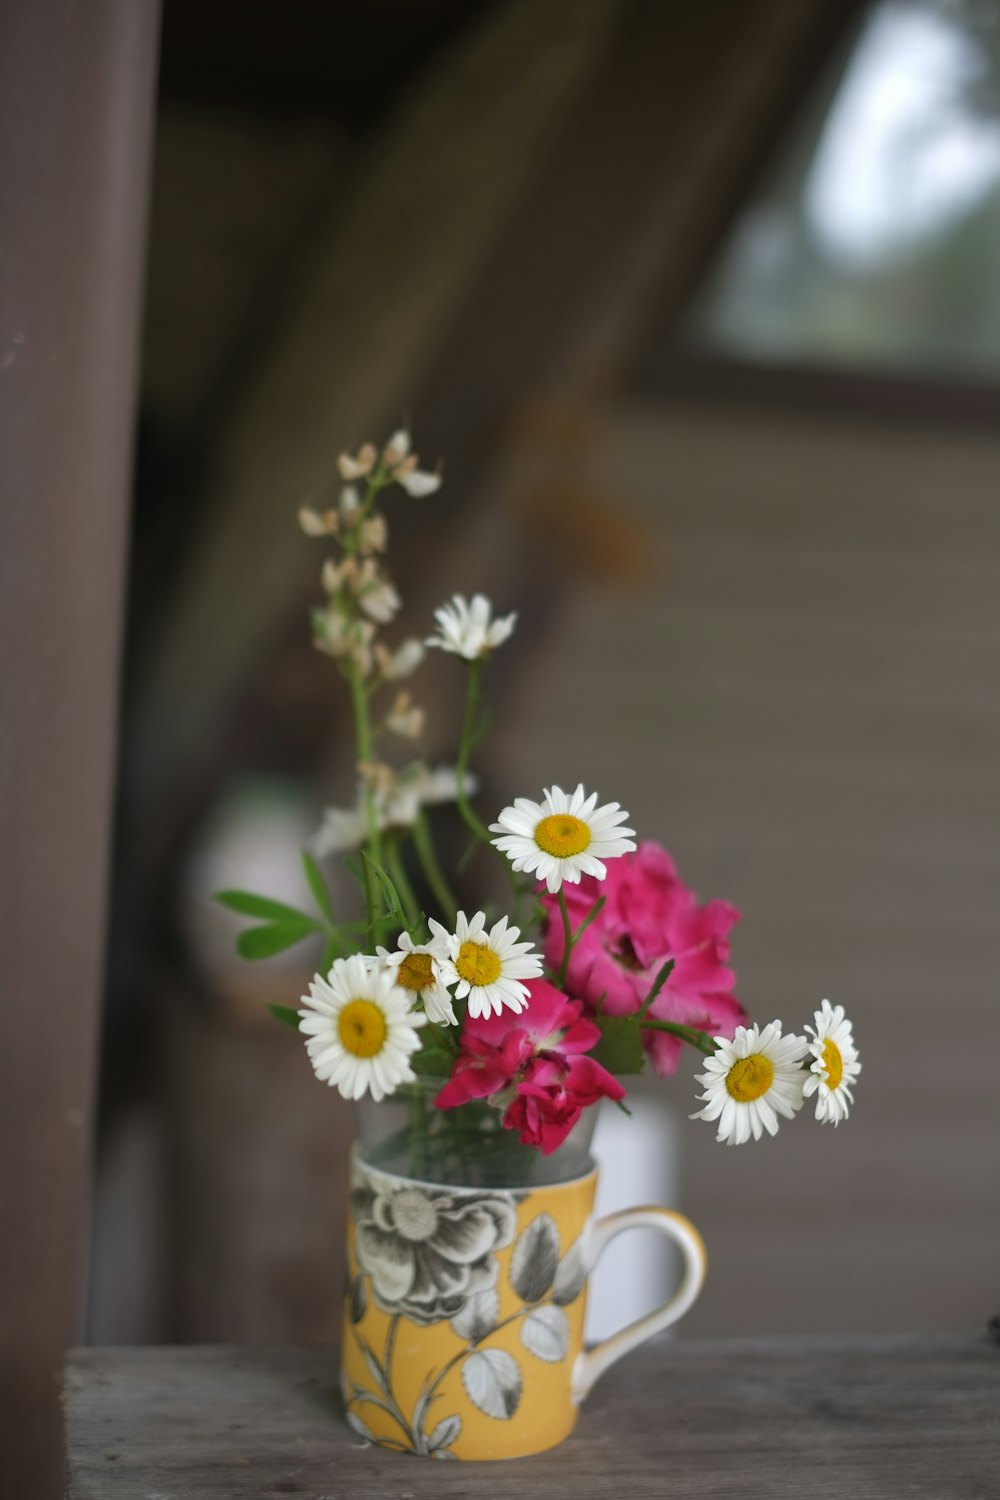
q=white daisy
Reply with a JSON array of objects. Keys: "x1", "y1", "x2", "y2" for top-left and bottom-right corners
[
  {"x1": 425, "y1": 594, "x2": 517, "y2": 661},
  {"x1": 691, "y1": 1021, "x2": 809, "y2": 1146},
  {"x1": 298, "y1": 953, "x2": 427, "y2": 1102},
  {"x1": 803, "y1": 999, "x2": 860, "y2": 1125},
  {"x1": 428, "y1": 909, "x2": 542, "y2": 1019},
  {"x1": 374, "y1": 933, "x2": 457, "y2": 1026},
  {"x1": 490, "y1": 783, "x2": 636, "y2": 894}
]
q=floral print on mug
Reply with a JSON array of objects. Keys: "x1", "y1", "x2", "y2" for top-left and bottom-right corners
[{"x1": 342, "y1": 1157, "x2": 589, "y2": 1459}]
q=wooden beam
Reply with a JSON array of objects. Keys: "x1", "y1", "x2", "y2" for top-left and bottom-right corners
[
  {"x1": 412, "y1": 0, "x2": 854, "y2": 447},
  {"x1": 0, "y1": 3, "x2": 160, "y2": 1495},
  {"x1": 133, "y1": 0, "x2": 625, "y2": 805}
]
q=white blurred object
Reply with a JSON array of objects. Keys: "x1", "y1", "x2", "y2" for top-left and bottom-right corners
[
  {"x1": 182, "y1": 777, "x2": 328, "y2": 1017},
  {"x1": 586, "y1": 1079, "x2": 680, "y2": 1342}
]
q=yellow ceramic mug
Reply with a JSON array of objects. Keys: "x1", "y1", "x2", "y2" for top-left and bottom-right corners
[{"x1": 340, "y1": 1145, "x2": 706, "y2": 1460}]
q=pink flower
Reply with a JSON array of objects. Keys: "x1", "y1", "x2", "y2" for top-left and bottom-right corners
[
  {"x1": 542, "y1": 841, "x2": 747, "y2": 1077},
  {"x1": 435, "y1": 978, "x2": 625, "y2": 1154}
]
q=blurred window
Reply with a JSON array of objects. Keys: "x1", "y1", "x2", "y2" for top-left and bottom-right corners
[{"x1": 688, "y1": 0, "x2": 1000, "y2": 382}]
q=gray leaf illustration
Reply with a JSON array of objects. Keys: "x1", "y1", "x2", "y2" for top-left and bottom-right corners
[
  {"x1": 552, "y1": 1236, "x2": 587, "y2": 1306},
  {"x1": 520, "y1": 1303, "x2": 569, "y2": 1363},
  {"x1": 345, "y1": 1409, "x2": 374, "y2": 1441},
  {"x1": 461, "y1": 1348, "x2": 522, "y2": 1420},
  {"x1": 350, "y1": 1274, "x2": 368, "y2": 1324},
  {"x1": 509, "y1": 1213, "x2": 560, "y2": 1302},
  {"x1": 449, "y1": 1288, "x2": 499, "y2": 1343},
  {"x1": 358, "y1": 1338, "x2": 384, "y2": 1391},
  {"x1": 428, "y1": 1413, "x2": 462, "y2": 1452}
]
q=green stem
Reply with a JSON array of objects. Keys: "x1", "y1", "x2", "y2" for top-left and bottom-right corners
[
  {"x1": 409, "y1": 1089, "x2": 428, "y2": 1179},
  {"x1": 385, "y1": 835, "x2": 419, "y2": 931},
  {"x1": 456, "y1": 662, "x2": 492, "y2": 844},
  {"x1": 347, "y1": 657, "x2": 383, "y2": 941},
  {"x1": 556, "y1": 887, "x2": 574, "y2": 988},
  {"x1": 640, "y1": 1017, "x2": 717, "y2": 1056},
  {"x1": 413, "y1": 812, "x2": 458, "y2": 924},
  {"x1": 342, "y1": 466, "x2": 390, "y2": 926}
]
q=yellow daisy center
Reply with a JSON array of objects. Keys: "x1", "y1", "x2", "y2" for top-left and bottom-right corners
[
  {"x1": 338, "y1": 999, "x2": 387, "y2": 1058},
  {"x1": 397, "y1": 951, "x2": 434, "y2": 993},
  {"x1": 456, "y1": 940, "x2": 502, "y2": 988},
  {"x1": 725, "y1": 1053, "x2": 774, "y2": 1102},
  {"x1": 821, "y1": 1038, "x2": 844, "y2": 1090},
  {"x1": 535, "y1": 813, "x2": 591, "y2": 858}
]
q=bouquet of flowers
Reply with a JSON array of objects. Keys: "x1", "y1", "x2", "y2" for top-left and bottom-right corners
[{"x1": 219, "y1": 429, "x2": 860, "y2": 1183}]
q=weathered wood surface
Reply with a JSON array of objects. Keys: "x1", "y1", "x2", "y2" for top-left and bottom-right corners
[{"x1": 64, "y1": 1335, "x2": 1000, "y2": 1498}]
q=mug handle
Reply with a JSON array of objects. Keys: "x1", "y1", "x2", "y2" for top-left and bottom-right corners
[{"x1": 571, "y1": 1205, "x2": 707, "y2": 1404}]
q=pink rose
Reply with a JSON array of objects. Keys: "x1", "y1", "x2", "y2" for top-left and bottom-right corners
[
  {"x1": 435, "y1": 978, "x2": 625, "y2": 1154},
  {"x1": 543, "y1": 842, "x2": 746, "y2": 1076}
]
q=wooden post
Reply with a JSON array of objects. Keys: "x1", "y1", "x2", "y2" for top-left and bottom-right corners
[{"x1": 0, "y1": 2, "x2": 160, "y2": 1494}]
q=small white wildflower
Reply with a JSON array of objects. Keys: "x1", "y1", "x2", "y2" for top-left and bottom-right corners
[
  {"x1": 312, "y1": 609, "x2": 375, "y2": 675},
  {"x1": 386, "y1": 692, "x2": 424, "y2": 739},
  {"x1": 355, "y1": 561, "x2": 401, "y2": 624},
  {"x1": 339, "y1": 484, "x2": 362, "y2": 519},
  {"x1": 382, "y1": 429, "x2": 411, "y2": 466},
  {"x1": 310, "y1": 804, "x2": 369, "y2": 858},
  {"x1": 396, "y1": 465, "x2": 441, "y2": 497},
  {"x1": 298, "y1": 505, "x2": 338, "y2": 537},
  {"x1": 375, "y1": 639, "x2": 425, "y2": 681},
  {"x1": 337, "y1": 444, "x2": 377, "y2": 481},
  {"x1": 358, "y1": 514, "x2": 387, "y2": 554},
  {"x1": 382, "y1": 429, "x2": 441, "y2": 496},
  {"x1": 309, "y1": 763, "x2": 476, "y2": 857},
  {"x1": 426, "y1": 594, "x2": 517, "y2": 660}
]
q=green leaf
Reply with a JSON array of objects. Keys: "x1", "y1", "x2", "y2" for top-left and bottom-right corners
[
  {"x1": 363, "y1": 853, "x2": 405, "y2": 920},
  {"x1": 637, "y1": 957, "x2": 676, "y2": 1020},
  {"x1": 410, "y1": 1047, "x2": 455, "y2": 1079},
  {"x1": 590, "y1": 1013, "x2": 645, "y2": 1075},
  {"x1": 573, "y1": 896, "x2": 606, "y2": 944},
  {"x1": 320, "y1": 936, "x2": 342, "y2": 973},
  {"x1": 216, "y1": 889, "x2": 322, "y2": 928},
  {"x1": 236, "y1": 920, "x2": 319, "y2": 960},
  {"x1": 268, "y1": 1003, "x2": 301, "y2": 1030},
  {"x1": 302, "y1": 851, "x2": 335, "y2": 923}
]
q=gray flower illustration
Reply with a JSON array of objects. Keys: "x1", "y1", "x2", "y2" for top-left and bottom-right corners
[{"x1": 352, "y1": 1163, "x2": 517, "y2": 1325}]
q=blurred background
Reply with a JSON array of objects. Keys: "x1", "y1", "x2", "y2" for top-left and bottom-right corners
[
  {"x1": 99, "y1": 0, "x2": 1000, "y2": 1346},
  {"x1": 80, "y1": 0, "x2": 1000, "y2": 1350},
  {"x1": 4, "y1": 3, "x2": 1000, "y2": 1485}
]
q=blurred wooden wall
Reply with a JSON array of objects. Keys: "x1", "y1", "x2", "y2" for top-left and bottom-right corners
[{"x1": 489, "y1": 400, "x2": 1000, "y2": 1335}]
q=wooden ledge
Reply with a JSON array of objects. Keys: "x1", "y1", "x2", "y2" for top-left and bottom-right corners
[{"x1": 64, "y1": 1333, "x2": 1000, "y2": 1497}]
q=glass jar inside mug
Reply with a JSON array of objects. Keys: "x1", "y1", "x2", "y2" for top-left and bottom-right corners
[{"x1": 341, "y1": 1080, "x2": 705, "y2": 1461}]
